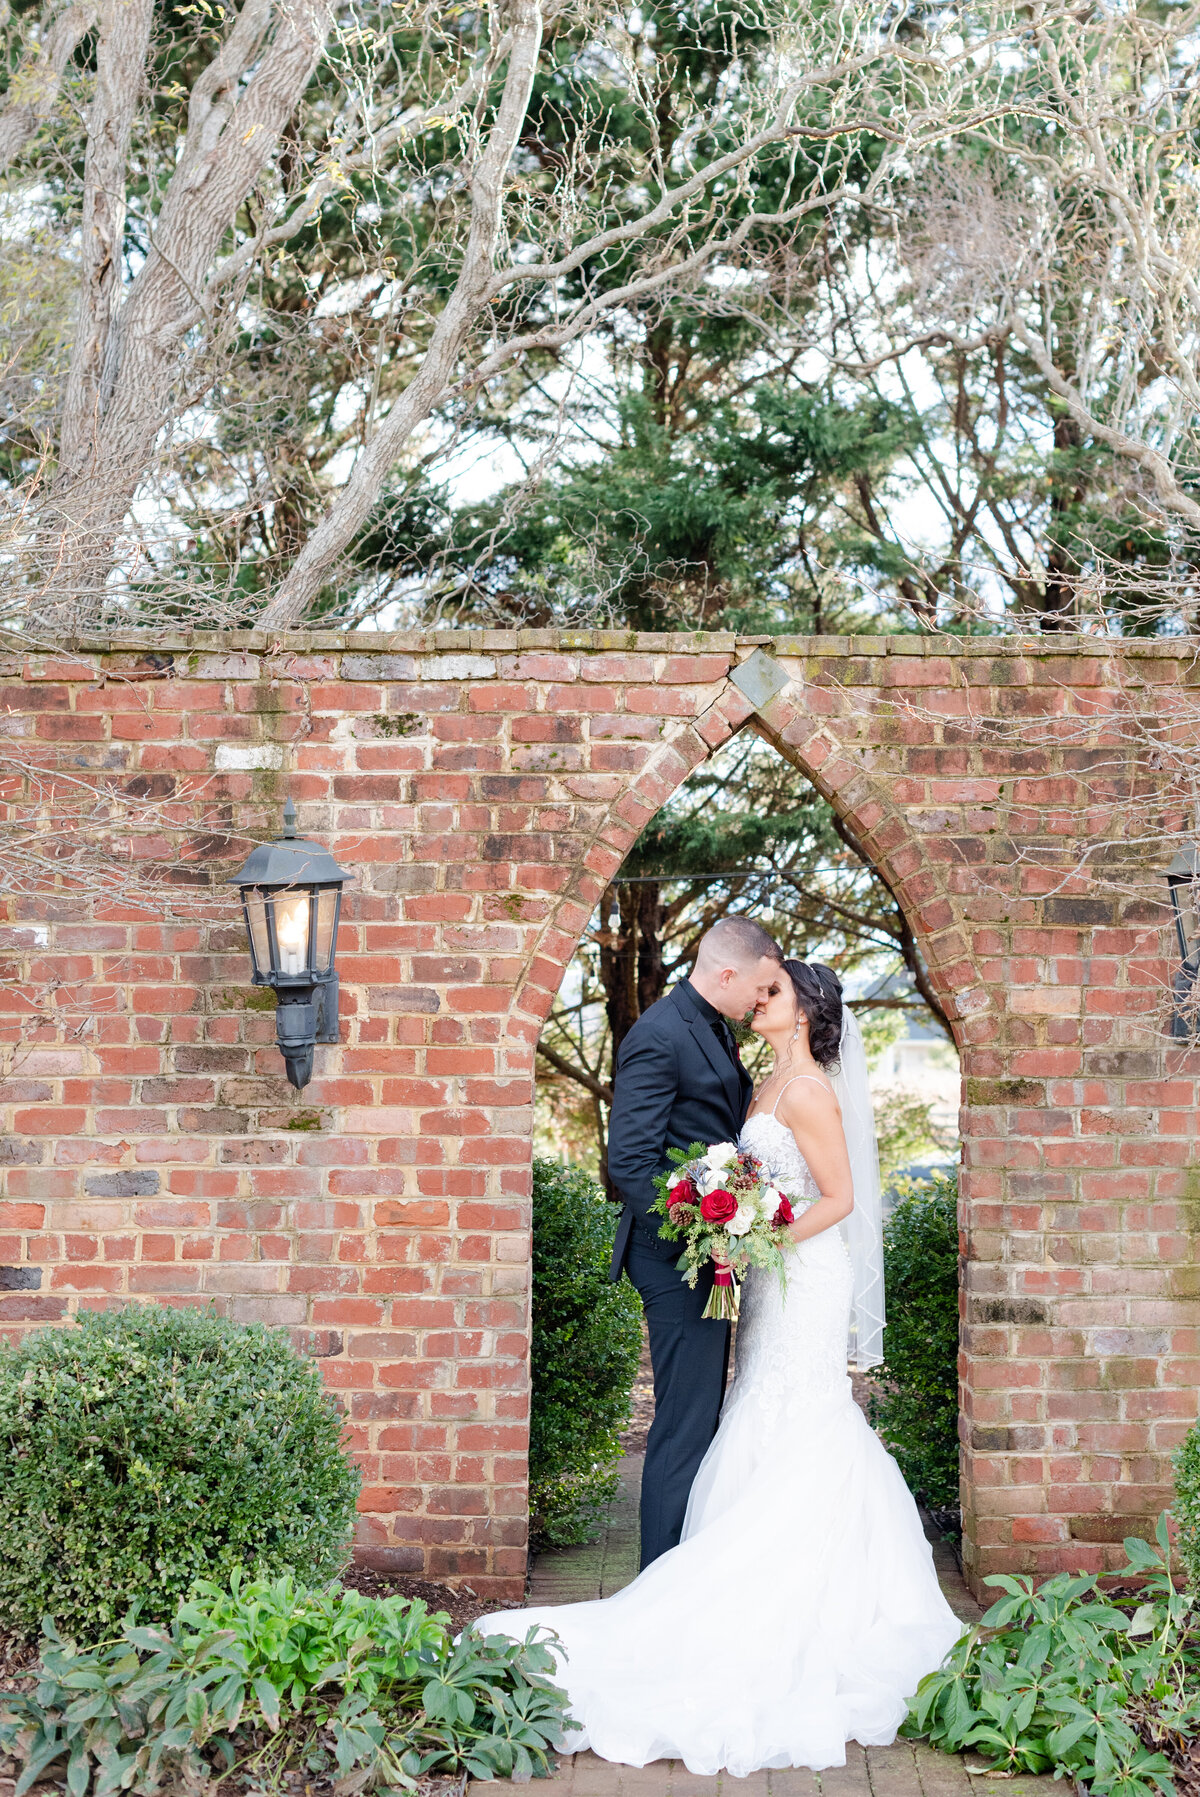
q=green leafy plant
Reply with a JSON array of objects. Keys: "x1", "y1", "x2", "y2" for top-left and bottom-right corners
[
  {"x1": 0, "y1": 1574, "x2": 572, "y2": 1794},
  {"x1": 530, "y1": 1157, "x2": 643, "y2": 1548},
  {"x1": 0, "y1": 1304, "x2": 360, "y2": 1644},
  {"x1": 178, "y1": 1569, "x2": 449, "y2": 1711},
  {"x1": 907, "y1": 1519, "x2": 1197, "y2": 1797},
  {"x1": 1170, "y1": 1423, "x2": 1200, "y2": 1594},
  {"x1": 868, "y1": 1175, "x2": 960, "y2": 1514}
]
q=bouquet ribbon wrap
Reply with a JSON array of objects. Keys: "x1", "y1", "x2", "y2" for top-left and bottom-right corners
[{"x1": 708, "y1": 1259, "x2": 738, "y2": 1321}]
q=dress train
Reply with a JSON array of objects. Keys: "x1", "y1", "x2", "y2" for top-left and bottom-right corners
[{"x1": 478, "y1": 1113, "x2": 962, "y2": 1775}]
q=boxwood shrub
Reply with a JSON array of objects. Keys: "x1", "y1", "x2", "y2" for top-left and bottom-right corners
[
  {"x1": 0, "y1": 1303, "x2": 360, "y2": 1643},
  {"x1": 868, "y1": 1173, "x2": 961, "y2": 1516},
  {"x1": 530, "y1": 1157, "x2": 643, "y2": 1546}
]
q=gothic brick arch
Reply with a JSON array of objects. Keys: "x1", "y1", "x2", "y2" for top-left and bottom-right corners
[
  {"x1": 3, "y1": 631, "x2": 1198, "y2": 1604},
  {"x1": 506, "y1": 655, "x2": 968, "y2": 1066}
]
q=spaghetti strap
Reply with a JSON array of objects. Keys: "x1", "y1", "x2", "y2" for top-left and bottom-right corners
[{"x1": 769, "y1": 1074, "x2": 831, "y2": 1117}]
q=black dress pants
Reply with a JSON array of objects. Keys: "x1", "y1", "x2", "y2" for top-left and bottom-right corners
[{"x1": 624, "y1": 1231, "x2": 731, "y2": 1570}]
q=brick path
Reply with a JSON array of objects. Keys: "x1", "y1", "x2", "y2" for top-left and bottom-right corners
[{"x1": 470, "y1": 1456, "x2": 1058, "y2": 1797}]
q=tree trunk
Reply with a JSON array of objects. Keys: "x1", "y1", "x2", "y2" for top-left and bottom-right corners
[
  {"x1": 594, "y1": 878, "x2": 668, "y2": 1197},
  {"x1": 59, "y1": 0, "x2": 156, "y2": 479},
  {"x1": 258, "y1": 0, "x2": 544, "y2": 628},
  {"x1": 600, "y1": 879, "x2": 669, "y2": 1068},
  {"x1": 636, "y1": 881, "x2": 666, "y2": 1016},
  {"x1": 600, "y1": 882, "x2": 639, "y2": 1066},
  {"x1": 828, "y1": 810, "x2": 956, "y2": 1041},
  {"x1": 35, "y1": 0, "x2": 335, "y2": 622},
  {"x1": 1040, "y1": 408, "x2": 1085, "y2": 628}
]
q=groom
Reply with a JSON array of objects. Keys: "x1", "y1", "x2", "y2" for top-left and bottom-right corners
[{"x1": 607, "y1": 916, "x2": 784, "y2": 1568}]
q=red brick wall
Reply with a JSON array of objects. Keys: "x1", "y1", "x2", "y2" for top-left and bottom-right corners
[{"x1": 1, "y1": 631, "x2": 1198, "y2": 1598}]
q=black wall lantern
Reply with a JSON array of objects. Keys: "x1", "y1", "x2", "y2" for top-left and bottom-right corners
[
  {"x1": 229, "y1": 800, "x2": 351, "y2": 1088},
  {"x1": 1167, "y1": 845, "x2": 1200, "y2": 1042}
]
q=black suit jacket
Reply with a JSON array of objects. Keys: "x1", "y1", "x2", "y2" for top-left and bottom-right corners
[{"x1": 607, "y1": 980, "x2": 753, "y2": 1280}]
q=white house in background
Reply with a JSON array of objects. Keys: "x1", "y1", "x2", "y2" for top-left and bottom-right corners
[
  {"x1": 872, "y1": 1013, "x2": 960, "y2": 1132},
  {"x1": 861, "y1": 974, "x2": 961, "y2": 1183}
]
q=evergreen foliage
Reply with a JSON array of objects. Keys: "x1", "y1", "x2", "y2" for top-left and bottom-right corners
[
  {"x1": 530, "y1": 1158, "x2": 643, "y2": 1546},
  {"x1": 0, "y1": 1305, "x2": 360, "y2": 1643},
  {"x1": 416, "y1": 387, "x2": 916, "y2": 632},
  {"x1": 868, "y1": 1175, "x2": 961, "y2": 1514}
]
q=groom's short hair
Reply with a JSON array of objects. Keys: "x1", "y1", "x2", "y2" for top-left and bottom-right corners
[{"x1": 696, "y1": 916, "x2": 783, "y2": 971}]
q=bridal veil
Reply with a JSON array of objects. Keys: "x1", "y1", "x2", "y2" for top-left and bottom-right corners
[{"x1": 831, "y1": 1005, "x2": 886, "y2": 1370}]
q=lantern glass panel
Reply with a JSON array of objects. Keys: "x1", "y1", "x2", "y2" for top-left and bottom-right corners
[
  {"x1": 1178, "y1": 875, "x2": 1200, "y2": 958},
  {"x1": 274, "y1": 890, "x2": 312, "y2": 977},
  {"x1": 313, "y1": 887, "x2": 339, "y2": 973},
  {"x1": 244, "y1": 890, "x2": 272, "y2": 978}
]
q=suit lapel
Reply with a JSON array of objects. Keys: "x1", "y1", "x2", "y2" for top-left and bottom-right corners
[
  {"x1": 736, "y1": 1052, "x2": 753, "y2": 1122},
  {"x1": 670, "y1": 982, "x2": 744, "y2": 1118},
  {"x1": 717, "y1": 1019, "x2": 755, "y2": 1115},
  {"x1": 688, "y1": 1019, "x2": 744, "y2": 1117}
]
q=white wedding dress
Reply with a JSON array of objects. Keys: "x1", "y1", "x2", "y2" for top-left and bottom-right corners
[{"x1": 478, "y1": 1105, "x2": 962, "y2": 1776}]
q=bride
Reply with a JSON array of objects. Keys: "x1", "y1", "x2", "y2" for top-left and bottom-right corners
[{"x1": 479, "y1": 959, "x2": 962, "y2": 1776}]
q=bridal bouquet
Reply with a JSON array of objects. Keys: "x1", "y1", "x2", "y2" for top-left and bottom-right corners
[{"x1": 650, "y1": 1141, "x2": 798, "y2": 1321}]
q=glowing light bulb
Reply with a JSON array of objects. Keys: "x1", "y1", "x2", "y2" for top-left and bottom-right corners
[{"x1": 276, "y1": 895, "x2": 310, "y2": 977}]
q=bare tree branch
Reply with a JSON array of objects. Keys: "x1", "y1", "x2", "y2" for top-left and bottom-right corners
[
  {"x1": 1006, "y1": 309, "x2": 1200, "y2": 530},
  {"x1": 260, "y1": 0, "x2": 545, "y2": 625},
  {"x1": 259, "y1": 14, "x2": 1015, "y2": 626},
  {"x1": 536, "y1": 1039, "x2": 614, "y2": 1105},
  {"x1": 0, "y1": 0, "x2": 95, "y2": 173}
]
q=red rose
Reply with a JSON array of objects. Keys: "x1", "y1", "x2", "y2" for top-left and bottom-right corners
[
  {"x1": 700, "y1": 1188, "x2": 737, "y2": 1224},
  {"x1": 668, "y1": 1178, "x2": 697, "y2": 1210},
  {"x1": 773, "y1": 1196, "x2": 795, "y2": 1227}
]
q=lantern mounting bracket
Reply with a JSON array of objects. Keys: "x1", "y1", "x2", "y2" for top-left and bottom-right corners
[{"x1": 314, "y1": 976, "x2": 341, "y2": 1044}]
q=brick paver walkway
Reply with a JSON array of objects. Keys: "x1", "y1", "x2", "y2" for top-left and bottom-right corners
[{"x1": 471, "y1": 1456, "x2": 1058, "y2": 1797}]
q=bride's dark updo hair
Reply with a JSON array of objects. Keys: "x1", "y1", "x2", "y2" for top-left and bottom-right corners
[{"x1": 782, "y1": 960, "x2": 844, "y2": 1069}]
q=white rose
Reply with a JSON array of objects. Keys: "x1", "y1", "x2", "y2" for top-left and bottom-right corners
[
  {"x1": 763, "y1": 1185, "x2": 784, "y2": 1211},
  {"x1": 706, "y1": 1141, "x2": 738, "y2": 1171},
  {"x1": 726, "y1": 1201, "x2": 757, "y2": 1237}
]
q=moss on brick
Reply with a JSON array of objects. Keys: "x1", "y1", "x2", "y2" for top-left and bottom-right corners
[
  {"x1": 967, "y1": 1298, "x2": 1049, "y2": 1326},
  {"x1": 216, "y1": 987, "x2": 277, "y2": 1012},
  {"x1": 1178, "y1": 1164, "x2": 1200, "y2": 1240},
  {"x1": 965, "y1": 1078, "x2": 1044, "y2": 1106},
  {"x1": 373, "y1": 711, "x2": 423, "y2": 737}
]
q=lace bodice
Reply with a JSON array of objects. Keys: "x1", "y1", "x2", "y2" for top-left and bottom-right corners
[
  {"x1": 739, "y1": 1109, "x2": 822, "y2": 1203},
  {"x1": 726, "y1": 1109, "x2": 854, "y2": 1419}
]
